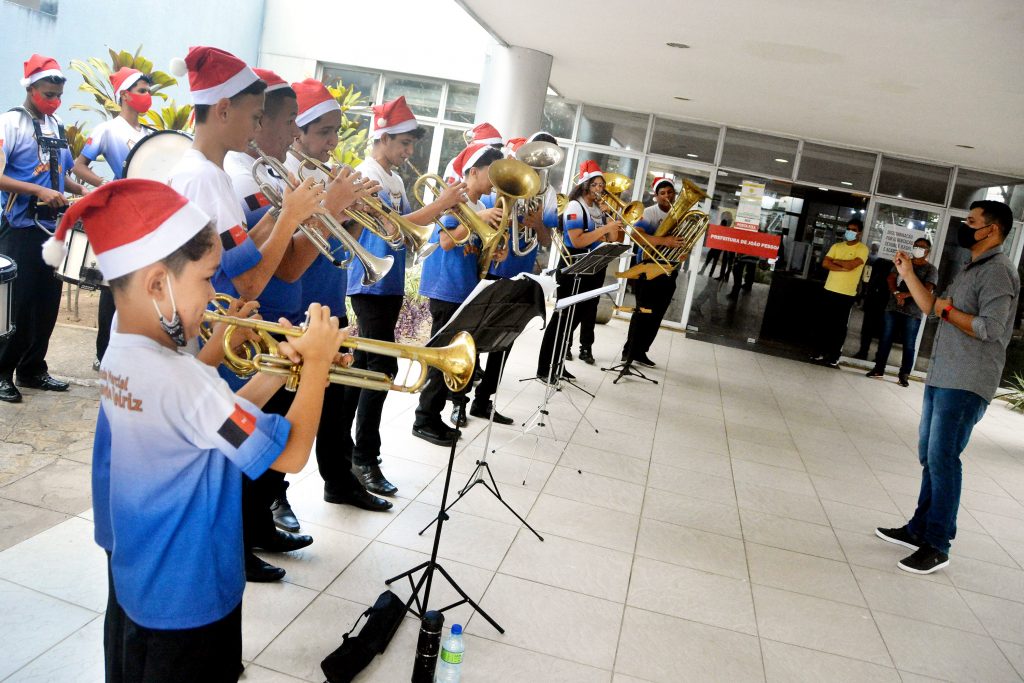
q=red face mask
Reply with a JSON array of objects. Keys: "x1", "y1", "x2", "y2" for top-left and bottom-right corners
[
  {"x1": 124, "y1": 92, "x2": 152, "y2": 114},
  {"x1": 31, "y1": 91, "x2": 60, "y2": 116}
]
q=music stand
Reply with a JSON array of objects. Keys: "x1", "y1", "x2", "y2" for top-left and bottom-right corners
[{"x1": 387, "y1": 277, "x2": 545, "y2": 634}]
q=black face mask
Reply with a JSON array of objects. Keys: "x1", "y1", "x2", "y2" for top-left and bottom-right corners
[{"x1": 956, "y1": 222, "x2": 987, "y2": 249}]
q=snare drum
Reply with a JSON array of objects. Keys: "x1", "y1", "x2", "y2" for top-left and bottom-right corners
[
  {"x1": 56, "y1": 223, "x2": 106, "y2": 290},
  {"x1": 0, "y1": 255, "x2": 16, "y2": 341},
  {"x1": 123, "y1": 129, "x2": 193, "y2": 181}
]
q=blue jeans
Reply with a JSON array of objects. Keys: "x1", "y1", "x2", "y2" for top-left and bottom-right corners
[
  {"x1": 872, "y1": 310, "x2": 923, "y2": 375},
  {"x1": 907, "y1": 386, "x2": 988, "y2": 553}
]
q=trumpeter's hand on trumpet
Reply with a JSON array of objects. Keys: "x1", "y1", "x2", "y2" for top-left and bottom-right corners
[
  {"x1": 322, "y1": 166, "x2": 381, "y2": 221},
  {"x1": 276, "y1": 303, "x2": 350, "y2": 386},
  {"x1": 279, "y1": 175, "x2": 328, "y2": 225}
]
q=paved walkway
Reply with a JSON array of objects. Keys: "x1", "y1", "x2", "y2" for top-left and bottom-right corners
[{"x1": 2, "y1": 318, "x2": 1024, "y2": 682}]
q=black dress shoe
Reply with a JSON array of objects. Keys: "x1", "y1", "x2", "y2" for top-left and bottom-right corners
[
  {"x1": 324, "y1": 483, "x2": 393, "y2": 511},
  {"x1": 16, "y1": 373, "x2": 69, "y2": 391},
  {"x1": 245, "y1": 552, "x2": 285, "y2": 582},
  {"x1": 560, "y1": 367, "x2": 576, "y2": 380},
  {"x1": 0, "y1": 377, "x2": 22, "y2": 403},
  {"x1": 450, "y1": 403, "x2": 468, "y2": 428},
  {"x1": 578, "y1": 347, "x2": 595, "y2": 364},
  {"x1": 470, "y1": 401, "x2": 514, "y2": 425},
  {"x1": 633, "y1": 353, "x2": 656, "y2": 368},
  {"x1": 564, "y1": 348, "x2": 573, "y2": 361},
  {"x1": 353, "y1": 463, "x2": 398, "y2": 497},
  {"x1": 271, "y1": 494, "x2": 300, "y2": 533},
  {"x1": 251, "y1": 528, "x2": 313, "y2": 553},
  {"x1": 412, "y1": 423, "x2": 457, "y2": 447}
]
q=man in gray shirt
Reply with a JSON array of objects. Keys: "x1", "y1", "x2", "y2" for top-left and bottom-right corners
[{"x1": 876, "y1": 200, "x2": 1019, "y2": 574}]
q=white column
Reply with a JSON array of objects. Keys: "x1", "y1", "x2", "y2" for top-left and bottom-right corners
[{"x1": 474, "y1": 44, "x2": 552, "y2": 139}]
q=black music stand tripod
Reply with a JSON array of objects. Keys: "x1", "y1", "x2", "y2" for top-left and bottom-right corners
[{"x1": 387, "y1": 277, "x2": 545, "y2": 634}]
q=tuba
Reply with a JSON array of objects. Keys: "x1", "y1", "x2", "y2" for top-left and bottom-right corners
[
  {"x1": 616, "y1": 179, "x2": 711, "y2": 280},
  {"x1": 289, "y1": 147, "x2": 439, "y2": 266},
  {"x1": 487, "y1": 158, "x2": 541, "y2": 263},
  {"x1": 597, "y1": 173, "x2": 674, "y2": 279},
  {"x1": 203, "y1": 305, "x2": 476, "y2": 394},
  {"x1": 249, "y1": 144, "x2": 394, "y2": 285}
]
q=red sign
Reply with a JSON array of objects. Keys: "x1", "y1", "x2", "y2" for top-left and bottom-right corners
[{"x1": 705, "y1": 224, "x2": 781, "y2": 259}]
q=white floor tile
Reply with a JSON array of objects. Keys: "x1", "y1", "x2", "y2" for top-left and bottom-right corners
[{"x1": 499, "y1": 530, "x2": 632, "y2": 602}]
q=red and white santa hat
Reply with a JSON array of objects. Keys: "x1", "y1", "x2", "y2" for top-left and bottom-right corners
[
  {"x1": 110, "y1": 67, "x2": 145, "y2": 101},
  {"x1": 292, "y1": 78, "x2": 340, "y2": 127},
  {"x1": 450, "y1": 143, "x2": 493, "y2": 181},
  {"x1": 41, "y1": 179, "x2": 210, "y2": 281},
  {"x1": 20, "y1": 54, "x2": 63, "y2": 87},
  {"x1": 504, "y1": 137, "x2": 527, "y2": 156},
  {"x1": 468, "y1": 122, "x2": 502, "y2": 146},
  {"x1": 652, "y1": 176, "x2": 675, "y2": 193},
  {"x1": 254, "y1": 68, "x2": 290, "y2": 93},
  {"x1": 371, "y1": 96, "x2": 417, "y2": 139},
  {"x1": 577, "y1": 159, "x2": 604, "y2": 185},
  {"x1": 171, "y1": 46, "x2": 259, "y2": 106}
]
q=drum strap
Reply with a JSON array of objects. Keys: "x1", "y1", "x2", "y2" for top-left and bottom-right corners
[{"x1": 8, "y1": 107, "x2": 68, "y2": 191}]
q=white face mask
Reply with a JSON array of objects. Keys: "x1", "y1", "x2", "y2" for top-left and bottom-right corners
[{"x1": 912, "y1": 247, "x2": 927, "y2": 259}]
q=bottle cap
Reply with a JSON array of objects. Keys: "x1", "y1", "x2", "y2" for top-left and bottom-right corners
[{"x1": 451, "y1": 624, "x2": 462, "y2": 635}]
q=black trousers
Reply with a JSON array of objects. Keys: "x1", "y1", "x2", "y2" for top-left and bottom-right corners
[
  {"x1": 0, "y1": 224, "x2": 63, "y2": 378},
  {"x1": 97, "y1": 286, "x2": 116, "y2": 361},
  {"x1": 623, "y1": 271, "x2": 677, "y2": 359},
  {"x1": 814, "y1": 289, "x2": 856, "y2": 363},
  {"x1": 536, "y1": 269, "x2": 603, "y2": 374},
  {"x1": 414, "y1": 299, "x2": 464, "y2": 427},
  {"x1": 730, "y1": 258, "x2": 757, "y2": 293},
  {"x1": 350, "y1": 294, "x2": 403, "y2": 466}
]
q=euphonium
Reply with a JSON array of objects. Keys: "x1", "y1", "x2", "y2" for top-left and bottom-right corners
[
  {"x1": 250, "y1": 143, "x2": 394, "y2": 285},
  {"x1": 598, "y1": 173, "x2": 674, "y2": 278},
  {"x1": 203, "y1": 308, "x2": 476, "y2": 394},
  {"x1": 487, "y1": 158, "x2": 541, "y2": 261},
  {"x1": 412, "y1": 173, "x2": 504, "y2": 272}
]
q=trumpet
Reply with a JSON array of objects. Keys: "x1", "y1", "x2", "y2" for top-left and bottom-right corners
[
  {"x1": 412, "y1": 173, "x2": 504, "y2": 277},
  {"x1": 249, "y1": 143, "x2": 394, "y2": 284},
  {"x1": 203, "y1": 307, "x2": 476, "y2": 394},
  {"x1": 291, "y1": 147, "x2": 438, "y2": 265}
]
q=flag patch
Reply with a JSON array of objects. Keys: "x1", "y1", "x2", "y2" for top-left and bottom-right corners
[
  {"x1": 217, "y1": 403, "x2": 256, "y2": 448},
  {"x1": 220, "y1": 225, "x2": 247, "y2": 250},
  {"x1": 244, "y1": 193, "x2": 271, "y2": 211},
  {"x1": 568, "y1": 213, "x2": 578, "y2": 220}
]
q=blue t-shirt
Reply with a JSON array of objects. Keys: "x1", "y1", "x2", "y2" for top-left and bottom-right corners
[
  {"x1": 80, "y1": 116, "x2": 150, "y2": 179},
  {"x1": 92, "y1": 404, "x2": 113, "y2": 552},
  {"x1": 489, "y1": 189, "x2": 559, "y2": 279},
  {"x1": 562, "y1": 198, "x2": 604, "y2": 254},
  {"x1": 419, "y1": 213, "x2": 480, "y2": 304},
  {"x1": 301, "y1": 236, "x2": 348, "y2": 317},
  {"x1": 346, "y1": 189, "x2": 407, "y2": 297},
  {"x1": 96, "y1": 331, "x2": 288, "y2": 629},
  {"x1": 0, "y1": 109, "x2": 73, "y2": 229}
]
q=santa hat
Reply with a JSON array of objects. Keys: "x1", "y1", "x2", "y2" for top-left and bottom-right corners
[
  {"x1": 41, "y1": 180, "x2": 210, "y2": 281},
  {"x1": 171, "y1": 46, "x2": 259, "y2": 106},
  {"x1": 292, "y1": 79, "x2": 340, "y2": 127},
  {"x1": 577, "y1": 160, "x2": 604, "y2": 185},
  {"x1": 451, "y1": 143, "x2": 493, "y2": 180},
  {"x1": 652, "y1": 177, "x2": 675, "y2": 193},
  {"x1": 20, "y1": 54, "x2": 63, "y2": 87},
  {"x1": 254, "y1": 68, "x2": 289, "y2": 93},
  {"x1": 504, "y1": 137, "x2": 527, "y2": 155},
  {"x1": 468, "y1": 122, "x2": 502, "y2": 146},
  {"x1": 110, "y1": 67, "x2": 145, "y2": 101},
  {"x1": 371, "y1": 96, "x2": 417, "y2": 139}
]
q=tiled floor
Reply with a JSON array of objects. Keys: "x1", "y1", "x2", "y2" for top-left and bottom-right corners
[{"x1": 2, "y1": 316, "x2": 1024, "y2": 682}]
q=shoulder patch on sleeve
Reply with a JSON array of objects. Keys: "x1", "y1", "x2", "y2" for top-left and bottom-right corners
[
  {"x1": 218, "y1": 403, "x2": 257, "y2": 448},
  {"x1": 244, "y1": 193, "x2": 271, "y2": 211},
  {"x1": 220, "y1": 224, "x2": 248, "y2": 250}
]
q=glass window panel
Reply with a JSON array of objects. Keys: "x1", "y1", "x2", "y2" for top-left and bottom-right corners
[
  {"x1": 720, "y1": 128, "x2": 798, "y2": 178},
  {"x1": 438, "y1": 127, "x2": 469, "y2": 177},
  {"x1": 321, "y1": 66, "x2": 379, "y2": 103},
  {"x1": 382, "y1": 76, "x2": 442, "y2": 118},
  {"x1": 444, "y1": 83, "x2": 478, "y2": 124},
  {"x1": 395, "y1": 124, "x2": 435, "y2": 203},
  {"x1": 1000, "y1": 236, "x2": 1024, "y2": 384},
  {"x1": 340, "y1": 113, "x2": 372, "y2": 163},
  {"x1": 797, "y1": 143, "x2": 877, "y2": 192},
  {"x1": 543, "y1": 96, "x2": 577, "y2": 139},
  {"x1": 952, "y1": 168, "x2": 1024, "y2": 220},
  {"x1": 876, "y1": 156, "x2": 951, "y2": 205},
  {"x1": 572, "y1": 150, "x2": 640, "y2": 195},
  {"x1": 649, "y1": 117, "x2": 720, "y2": 163},
  {"x1": 577, "y1": 105, "x2": 648, "y2": 151}
]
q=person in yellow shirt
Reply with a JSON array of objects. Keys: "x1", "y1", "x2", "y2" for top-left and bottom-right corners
[{"x1": 810, "y1": 218, "x2": 869, "y2": 368}]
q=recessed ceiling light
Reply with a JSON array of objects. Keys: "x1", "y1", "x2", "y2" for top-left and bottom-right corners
[
  {"x1": 666, "y1": 42, "x2": 690, "y2": 49},
  {"x1": 956, "y1": 144, "x2": 975, "y2": 149},
  {"x1": 840, "y1": 181, "x2": 853, "y2": 186},
  {"x1": 774, "y1": 158, "x2": 789, "y2": 163},
  {"x1": 673, "y1": 96, "x2": 691, "y2": 101},
  {"x1": 686, "y1": 153, "x2": 699, "y2": 158}
]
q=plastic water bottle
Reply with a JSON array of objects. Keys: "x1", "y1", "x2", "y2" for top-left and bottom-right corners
[{"x1": 434, "y1": 623, "x2": 464, "y2": 682}]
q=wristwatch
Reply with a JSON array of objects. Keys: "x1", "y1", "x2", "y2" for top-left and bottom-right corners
[{"x1": 940, "y1": 304, "x2": 953, "y2": 320}]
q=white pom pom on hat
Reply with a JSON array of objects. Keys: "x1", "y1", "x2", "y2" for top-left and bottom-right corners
[{"x1": 169, "y1": 57, "x2": 188, "y2": 78}]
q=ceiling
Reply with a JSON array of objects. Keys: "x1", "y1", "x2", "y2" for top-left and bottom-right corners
[{"x1": 458, "y1": 0, "x2": 1024, "y2": 177}]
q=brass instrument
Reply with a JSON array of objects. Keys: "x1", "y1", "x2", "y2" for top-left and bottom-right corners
[
  {"x1": 290, "y1": 147, "x2": 438, "y2": 265},
  {"x1": 598, "y1": 173, "x2": 674, "y2": 278},
  {"x1": 203, "y1": 306, "x2": 476, "y2": 394},
  {"x1": 616, "y1": 179, "x2": 711, "y2": 280},
  {"x1": 250, "y1": 143, "x2": 394, "y2": 284},
  {"x1": 487, "y1": 158, "x2": 541, "y2": 262},
  {"x1": 412, "y1": 173, "x2": 504, "y2": 277}
]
